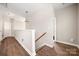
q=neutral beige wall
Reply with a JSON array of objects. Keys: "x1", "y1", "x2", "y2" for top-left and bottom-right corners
[{"x1": 56, "y1": 4, "x2": 78, "y2": 44}]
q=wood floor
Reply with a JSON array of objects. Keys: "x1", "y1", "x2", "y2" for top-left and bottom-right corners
[
  {"x1": 1, "y1": 37, "x2": 79, "y2": 56},
  {"x1": 0, "y1": 37, "x2": 30, "y2": 56},
  {"x1": 36, "y1": 42, "x2": 79, "y2": 56}
]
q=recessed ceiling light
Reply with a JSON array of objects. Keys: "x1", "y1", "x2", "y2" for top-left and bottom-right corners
[{"x1": 25, "y1": 11, "x2": 28, "y2": 13}]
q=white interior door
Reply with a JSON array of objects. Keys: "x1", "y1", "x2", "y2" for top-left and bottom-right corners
[
  {"x1": 4, "y1": 21, "x2": 11, "y2": 37},
  {"x1": 3, "y1": 16, "x2": 11, "y2": 38}
]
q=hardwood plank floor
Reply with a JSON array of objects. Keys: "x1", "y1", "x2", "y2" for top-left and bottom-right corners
[
  {"x1": 36, "y1": 42, "x2": 79, "y2": 56},
  {"x1": 0, "y1": 37, "x2": 30, "y2": 56}
]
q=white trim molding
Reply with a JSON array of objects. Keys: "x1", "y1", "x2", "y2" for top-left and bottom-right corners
[
  {"x1": 44, "y1": 43, "x2": 54, "y2": 48},
  {"x1": 14, "y1": 30, "x2": 36, "y2": 56},
  {"x1": 36, "y1": 43, "x2": 54, "y2": 52},
  {"x1": 32, "y1": 30, "x2": 36, "y2": 56},
  {"x1": 56, "y1": 40, "x2": 79, "y2": 48},
  {"x1": 16, "y1": 38, "x2": 32, "y2": 56}
]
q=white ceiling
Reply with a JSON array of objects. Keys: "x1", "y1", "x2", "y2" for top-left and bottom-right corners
[
  {"x1": 53, "y1": 3, "x2": 74, "y2": 10},
  {"x1": 7, "y1": 3, "x2": 37, "y2": 18},
  {"x1": 0, "y1": 3, "x2": 75, "y2": 18},
  {"x1": 0, "y1": 4, "x2": 25, "y2": 22}
]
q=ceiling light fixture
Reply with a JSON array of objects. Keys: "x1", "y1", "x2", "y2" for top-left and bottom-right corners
[
  {"x1": 25, "y1": 11, "x2": 28, "y2": 13},
  {"x1": 62, "y1": 3, "x2": 65, "y2": 5}
]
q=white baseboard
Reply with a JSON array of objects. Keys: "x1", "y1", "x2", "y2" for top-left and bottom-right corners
[
  {"x1": 77, "y1": 45, "x2": 79, "y2": 48},
  {"x1": 44, "y1": 43, "x2": 53, "y2": 48},
  {"x1": 36, "y1": 43, "x2": 53, "y2": 51},
  {"x1": 56, "y1": 40, "x2": 79, "y2": 48}
]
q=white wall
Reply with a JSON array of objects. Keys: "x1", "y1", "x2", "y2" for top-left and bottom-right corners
[
  {"x1": 14, "y1": 30, "x2": 35, "y2": 56},
  {"x1": 56, "y1": 4, "x2": 78, "y2": 44},
  {"x1": 0, "y1": 5, "x2": 36, "y2": 55},
  {"x1": 28, "y1": 4, "x2": 56, "y2": 49},
  {"x1": 0, "y1": 5, "x2": 12, "y2": 39},
  {"x1": 13, "y1": 20, "x2": 25, "y2": 32},
  {"x1": 25, "y1": 21, "x2": 32, "y2": 29},
  {"x1": 1, "y1": 4, "x2": 56, "y2": 49},
  {"x1": 0, "y1": 5, "x2": 26, "y2": 39}
]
